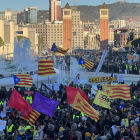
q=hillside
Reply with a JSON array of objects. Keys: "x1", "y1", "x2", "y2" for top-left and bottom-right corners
[{"x1": 17, "y1": 1, "x2": 140, "y2": 24}]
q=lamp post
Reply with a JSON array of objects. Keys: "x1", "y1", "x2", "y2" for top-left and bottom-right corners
[{"x1": 68, "y1": 38, "x2": 71, "y2": 54}]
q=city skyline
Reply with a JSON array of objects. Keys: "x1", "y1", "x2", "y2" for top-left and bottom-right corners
[{"x1": 0, "y1": 0, "x2": 140, "y2": 11}]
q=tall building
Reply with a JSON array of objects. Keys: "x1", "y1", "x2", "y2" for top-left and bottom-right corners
[
  {"x1": 72, "y1": 11, "x2": 84, "y2": 49},
  {"x1": 49, "y1": 0, "x2": 57, "y2": 22},
  {"x1": 63, "y1": 3, "x2": 72, "y2": 51},
  {"x1": 24, "y1": 7, "x2": 37, "y2": 24},
  {"x1": 100, "y1": 2, "x2": 109, "y2": 50},
  {"x1": 57, "y1": 0, "x2": 61, "y2": 21},
  {"x1": 0, "y1": 9, "x2": 17, "y2": 24}
]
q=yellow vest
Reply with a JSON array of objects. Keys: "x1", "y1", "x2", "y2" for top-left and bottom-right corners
[
  {"x1": 73, "y1": 115, "x2": 79, "y2": 119},
  {"x1": 26, "y1": 96, "x2": 32, "y2": 104},
  {"x1": 18, "y1": 126, "x2": 26, "y2": 131},
  {"x1": 0, "y1": 101, "x2": 3, "y2": 105},
  {"x1": 57, "y1": 106, "x2": 60, "y2": 110},
  {"x1": 25, "y1": 125, "x2": 31, "y2": 130},
  {"x1": 33, "y1": 130, "x2": 37, "y2": 137},
  {"x1": 7, "y1": 124, "x2": 14, "y2": 132}
]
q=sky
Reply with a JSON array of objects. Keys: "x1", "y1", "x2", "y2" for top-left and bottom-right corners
[{"x1": 0, "y1": 0, "x2": 140, "y2": 11}]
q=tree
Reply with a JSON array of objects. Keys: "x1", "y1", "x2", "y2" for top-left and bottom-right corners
[
  {"x1": 17, "y1": 36, "x2": 31, "y2": 44},
  {"x1": 131, "y1": 38, "x2": 140, "y2": 47},
  {"x1": 0, "y1": 37, "x2": 4, "y2": 47},
  {"x1": 38, "y1": 34, "x2": 43, "y2": 52}
]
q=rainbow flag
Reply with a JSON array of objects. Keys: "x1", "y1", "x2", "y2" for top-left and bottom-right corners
[
  {"x1": 38, "y1": 60, "x2": 56, "y2": 77},
  {"x1": 103, "y1": 84, "x2": 131, "y2": 100}
]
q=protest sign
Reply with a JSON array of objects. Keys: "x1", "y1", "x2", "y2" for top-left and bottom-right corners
[
  {"x1": 118, "y1": 75, "x2": 124, "y2": 82},
  {"x1": 0, "y1": 121, "x2": 6, "y2": 131},
  {"x1": 54, "y1": 83, "x2": 59, "y2": 91},
  {"x1": 73, "y1": 78, "x2": 78, "y2": 85},
  {"x1": 24, "y1": 91, "x2": 34, "y2": 95},
  {"x1": 122, "y1": 118, "x2": 129, "y2": 127}
]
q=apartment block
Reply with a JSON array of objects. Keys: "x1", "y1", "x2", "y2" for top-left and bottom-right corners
[
  {"x1": 29, "y1": 21, "x2": 63, "y2": 49},
  {"x1": 0, "y1": 9, "x2": 17, "y2": 25},
  {"x1": 72, "y1": 11, "x2": 84, "y2": 49}
]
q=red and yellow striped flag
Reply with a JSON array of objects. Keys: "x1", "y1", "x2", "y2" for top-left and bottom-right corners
[
  {"x1": 72, "y1": 92, "x2": 99, "y2": 122},
  {"x1": 81, "y1": 57, "x2": 94, "y2": 70},
  {"x1": 56, "y1": 46, "x2": 69, "y2": 54},
  {"x1": 38, "y1": 60, "x2": 56, "y2": 77},
  {"x1": 14, "y1": 74, "x2": 33, "y2": 87},
  {"x1": 21, "y1": 109, "x2": 40, "y2": 125},
  {"x1": 102, "y1": 84, "x2": 131, "y2": 100}
]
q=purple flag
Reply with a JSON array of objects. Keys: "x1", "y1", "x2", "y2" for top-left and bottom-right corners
[{"x1": 32, "y1": 92, "x2": 59, "y2": 117}]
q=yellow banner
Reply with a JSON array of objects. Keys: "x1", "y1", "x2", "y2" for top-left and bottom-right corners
[
  {"x1": 88, "y1": 76, "x2": 118, "y2": 83},
  {"x1": 93, "y1": 90, "x2": 110, "y2": 109},
  {"x1": 122, "y1": 118, "x2": 129, "y2": 127}
]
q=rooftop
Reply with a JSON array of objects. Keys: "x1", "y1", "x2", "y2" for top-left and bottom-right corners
[
  {"x1": 64, "y1": 3, "x2": 71, "y2": 9},
  {"x1": 100, "y1": 2, "x2": 108, "y2": 9}
]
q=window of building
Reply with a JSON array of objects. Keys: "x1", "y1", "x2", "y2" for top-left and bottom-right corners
[{"x1": 64, "y1": 11, "x2": 70, "y2": 15}]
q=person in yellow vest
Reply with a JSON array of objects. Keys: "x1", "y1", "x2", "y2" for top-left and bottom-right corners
[
  {"x1": 30, "y1": 125, "x2": 37, "y2": 138},
  {"x1": 129, "y1": 64, "x2": 132, "y2": 74},
  {"x1": 26, "y1": 93, "x2": 32, "y2": 104},
  {"x1": 18, "y1": 121, "x2": 26, "y2": 131},
  {"x1": 134, "y1": 65, "x2": 138, "y2": 74},
  {"x1": 6, "y1": 119, "x2": 16, "y2": 135}
]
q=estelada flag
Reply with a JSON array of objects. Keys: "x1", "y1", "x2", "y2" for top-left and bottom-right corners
[
  {"x1": 79, "y1": 57, "x2": 94, "y2": 70},
  {"x1": 8, "y1": 89, "x2": 33, "y2": 117},
  {"x1": 102, "y1": 84, "x2": 131, "y2": 100},
  {"x1": 13, "y1": 74, "x2": 33, "y2": 87},
  {"x1": 38, "y1": 60, "x2": 56, "y2": 77},
  {"x1": 66, "y1": 86, "x2": 89, "y2": 105},
  {"x1": 51, "y1": 43, "x2": 69, "y2": 54},
  {"x1": 21, "y1": 109, "x2": 40, "y2": 125},
  {"x1": 72, "y1": 92, "x2": 99, "y2": 122},
  {"x1": 93, "y1": 90, "x2": 110, "y2": 109}
]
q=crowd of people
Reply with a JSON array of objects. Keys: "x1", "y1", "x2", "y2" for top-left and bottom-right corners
[{"x1": 0, "y1": 79, "x2": 140, "y2": 140}]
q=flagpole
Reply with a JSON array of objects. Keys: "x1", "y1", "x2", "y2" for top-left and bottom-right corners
[{"x1": 48, "y1": 75, "x2": 49, "y2": 84}]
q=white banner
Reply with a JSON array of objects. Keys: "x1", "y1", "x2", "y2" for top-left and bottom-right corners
[
  {"x1": 0, "y1": 121, "x2": 6, "y2": 131},
  {"x1": 94, "y1": 50, "x2": 108, "y2": 76},
  {"x1": 54, "y1": 83, "x2": 59, "y2": 91},
  {"x1": 73, "y1": 78, "x2": 78, "y2": 85}
]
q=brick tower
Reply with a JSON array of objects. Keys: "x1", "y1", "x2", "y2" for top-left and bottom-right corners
[
  {"x1": 63, "y1": 3, "x2": 72, "y2": 51},
  {"x1": 57, "y1": 0, "x2": 61, "y2": 21},
  {"x1": 100, "y1": 2, "x2": 109, "y2": 50}
]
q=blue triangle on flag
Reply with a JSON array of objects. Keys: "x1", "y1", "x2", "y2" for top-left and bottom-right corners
[
  {"x1": 79, "y1": 57, "x2": 85, "y2": 65},
  {"x1": 13, "y1": 74, "x2": 20, "y2": 85}
]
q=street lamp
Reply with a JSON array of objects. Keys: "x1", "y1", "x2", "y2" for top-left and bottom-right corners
[{"x1": 68, "y1": 38, "x2": 71, "y2": 54}]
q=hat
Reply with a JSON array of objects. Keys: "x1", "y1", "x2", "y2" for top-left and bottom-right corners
[
  {"x1": 58, "y1": 131, "x2": 63, "y2": 136},
  {"x1": 48, "y1": 124, "x2": 53, "y2": 130},
  {"x1": 85, "y1": 132, "x2": 91, "y2": 137},
  {"x1": 75, "y1": 131, "x2": 82, "y2": 137},
  {"x1": 100, "y1": 136, "x2": 107, "y2": 140},
  {"x1": 121, "y1": 125, "x2": 125, "y2": 128},
  {"x1": 82, "y1": 117, "x2": 87, "y2": 121},
  {"x1": 121, "y1": 122, "x2": 125, "y2": 126},
  {"x1": 106, "y1": 134, "x2": 112, "y2": 139}
]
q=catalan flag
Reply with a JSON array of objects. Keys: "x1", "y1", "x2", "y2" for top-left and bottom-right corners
[
  {"x1": 51, "y1": 43, "x2": 69, "y2": 54},
  {"x1": 102, "y1": 84, "x2": 131, "y2": 100},
  {"x1": 38, "y1": 60, "x2": 56, "y2": 77},
  {"x1": 13, "y1": 74, "x2": 33, "y2": 87},
  {"x1": 107, "y1": 72, "x2": 113, "y2": 84},
  {"x1": 127, "y1": 54, "x2": 134, "y2": 60},
  {"x1": 119, "y1": 104, "x2": 125, "y2": 113},
  {"x1": 21, "y1": 109, "x2": 40, "y2": 125},
  {"x1": 79, "y1": 57, "x2": 94, "y2": 70},
  {"x1": 76, "y1": 74, "x2": 80, "y2": 80},
  {"x1": 72, "y1": 92, "x2": 99, "y2": 122}
]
